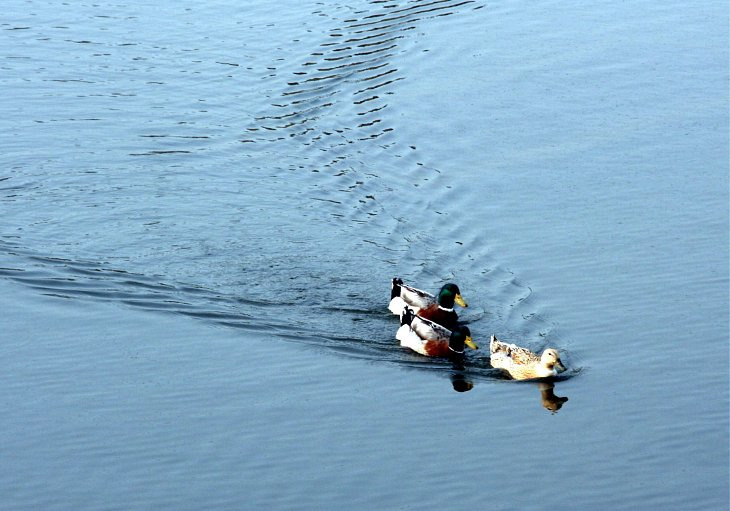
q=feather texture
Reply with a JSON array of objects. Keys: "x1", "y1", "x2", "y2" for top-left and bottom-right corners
[
  {"x1": 489, "y1": 335, "x2": 566, "y2": 380},
  {"x1": 388, "y1": 278, "x2": 467, "y2": 329},
  {"x1": 396, "y1": 307, "x2": 478, "y2": 357}
]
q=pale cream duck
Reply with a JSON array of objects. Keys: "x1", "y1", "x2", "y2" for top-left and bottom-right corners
[{"x1": 489, "y1": 335, "x2": 566, "y2": 380}]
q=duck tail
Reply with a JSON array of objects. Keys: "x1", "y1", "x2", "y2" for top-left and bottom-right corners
[
  {"x1": 391, "y1": 277, "x2": 403, "y2": 300},
  {"x1": 400, "y1": 306, "x2": 415, "y2": 327},
  {"x1": 489, "y1": 334, "x2": 500, "y2": 354}
]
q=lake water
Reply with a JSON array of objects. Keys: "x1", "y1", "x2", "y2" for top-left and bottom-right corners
[{"x1": 1, "y1": 0, "x2": 728, "y2": 509}]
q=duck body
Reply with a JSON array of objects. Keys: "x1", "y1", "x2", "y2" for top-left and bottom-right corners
[
  {"x1": 489, "y1": 335, "x2": 566, "y2": 380},
  {"x1": 396, "y1": 307, "x2": 478, "y2": 357},
  {"x1": 415, "y1": 303, "x2": 459, "y2": 331},
  {"x1": 388, "y1": 278, "x2": 467, "y2": 330},
  {"x1": 388, "y1": 279, "x2": 434, "y2": 315}
]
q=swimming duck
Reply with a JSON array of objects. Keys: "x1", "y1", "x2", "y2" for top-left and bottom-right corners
[
  {"x1": 489, "y1": 335, "x2": 566, "y2": 380},
  {"x1": 396, "y1": 306, "x2": 478, "y2": 357},
  {"x1": 388, "y1": 278, "x2": 467, "y2": 330}
]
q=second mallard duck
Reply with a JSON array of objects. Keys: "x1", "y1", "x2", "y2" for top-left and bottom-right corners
[
  {"x1": 396, "y1": 307, "x2": 478, "y2": 357},
  {"x1": 388, "y1": 278, "x2": 467, "y2": 330}
]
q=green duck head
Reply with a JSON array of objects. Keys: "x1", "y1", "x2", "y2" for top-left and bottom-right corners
[
  {"x1": 437, "y1": 283, "x2": 468, "y2": 309},
  {"x1": 449, "y1": 326, "x2": 479, "y2": 353}
]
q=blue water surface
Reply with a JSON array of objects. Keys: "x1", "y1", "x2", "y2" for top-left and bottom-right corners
[{"x1": 1, "y1": 1, "x2": 727, "y2": 509}]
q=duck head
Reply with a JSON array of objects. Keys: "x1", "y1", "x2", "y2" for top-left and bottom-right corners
[
  {"x1": 448, "y1": 326, "x2": 479, "y2": 354},
  {"x1": 541, "y1": 348, "x2": 566, "y2": 373},
  {"x1": 438, "y1": 283, "x2": 468, "y2": 309}
]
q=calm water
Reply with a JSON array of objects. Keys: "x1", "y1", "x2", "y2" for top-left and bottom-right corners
[{"x1": 1, "y1": 0, "x2": 728, "y2": 509}]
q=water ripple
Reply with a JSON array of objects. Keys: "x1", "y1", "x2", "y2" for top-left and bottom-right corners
[
  {"x1": 0, "y1": 0, "x2": 572, "y2": 386},
  {"x1": 243, "y1": 0, "x2": 478, "y2": 148},
  {"x1": 0, "y1": 237, "x2": 576, "y2": 387}
]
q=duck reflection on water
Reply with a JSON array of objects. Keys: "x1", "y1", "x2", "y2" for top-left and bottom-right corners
[
  {"x1": 450, "y1": 371, "x2": 474, "y2": 392},
  {"x1": 449, "y1": 361, "x2": 570, "y2": 409},
  {"x1": 538, "y1": 381, "x2": 569, "y2": 413},
  {"x1": 401, "y1": 351, "x2": 571, "y2": 404},
  {"x1": 449, "y1": 353, "x2": 475, "y2": 392}
]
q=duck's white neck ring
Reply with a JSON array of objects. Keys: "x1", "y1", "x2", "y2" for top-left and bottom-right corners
[
  {"x1": 438, "y1": 305, "x2": 454, "y2": 312},
  {"x1": 448, "y1": 346, "x2": 464, "y2": 354}
]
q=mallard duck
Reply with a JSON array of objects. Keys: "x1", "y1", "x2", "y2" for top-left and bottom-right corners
[
  {"x1": 396, "y1": 307, "x2": 478, "y2": 357},
  {"x1": 388, "y1": 278, "x2": 467, "y2": 330},
  {"x1": 489, "y1": 335, "x2": 566, "y2": 380}
]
